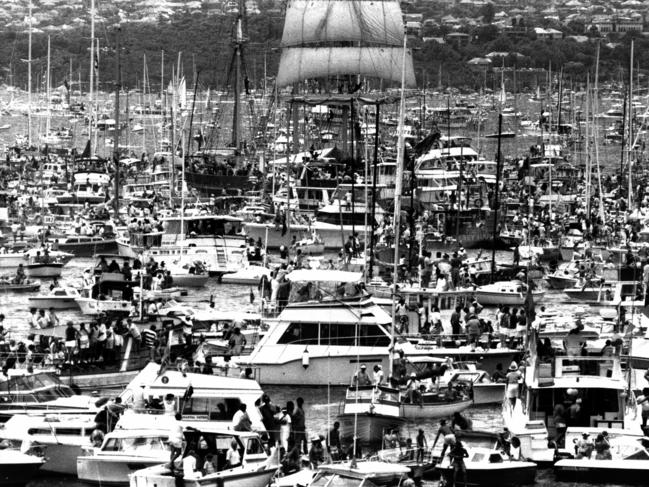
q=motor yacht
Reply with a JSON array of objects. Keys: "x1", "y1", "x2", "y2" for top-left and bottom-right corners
[{"x1": 127, "y1": 426, "x2": 277, "y2": 487}]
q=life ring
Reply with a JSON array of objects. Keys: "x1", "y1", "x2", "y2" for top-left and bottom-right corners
[{"x1": 474, "y1": 198, "x2": 484, "y2": 208}]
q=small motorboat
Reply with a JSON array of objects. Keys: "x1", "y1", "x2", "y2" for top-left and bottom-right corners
[
  {"x1": 554, "y1": 434, "x2": 649, "y2": 484},
  {"x1": 0, "y1": 278, "x2": 40, "y2": 293},
  {"x1": 337, "y1": 385, "x2": 407, "y2": 446},
  {"x1": 400, "y1": 394, "x2": 473, "y2": 420},
  {"x1": 436, "y1": 446, "x2": 536, "y2": 486},
  {"x1": 0, "y1": 447, "x2": 45, "y2": 486},
  {"x1": 221, "y1": 264, "x2": 270, "y2": 285},
  {"x1": 24, "y1": 262, "x2": 65, "y2": 278},
  {"x1": 128, "y1": 426, "x2": 278, "y2": 487},
  {"x1": 28, "y1": 286, "x2": 81, "y2": 310},
  {"x1": 473, "y1": 280, "x2": 544, "y2": 306}
]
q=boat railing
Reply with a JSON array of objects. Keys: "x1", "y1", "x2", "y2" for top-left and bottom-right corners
[
  {"x1": 550, "y1": 355, "x2": 622, "y2": 380},
  {"x1": 414, "y1": 332, "x2": 502, "y2": 350}
]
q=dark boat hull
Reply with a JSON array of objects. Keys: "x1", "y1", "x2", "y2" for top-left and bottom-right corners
[
  {"x1": 0, "y1": 461, "x2": 43, "y2": 486},
  {"x1": 554, "y1": 463, "x2": 649, "y2": 484},
  {"x1": 57, "y1": 239, "x2": 118, "y2": 257},
  {"x1": 438, "y1": 464, "x2": 536, "y2": 486}
]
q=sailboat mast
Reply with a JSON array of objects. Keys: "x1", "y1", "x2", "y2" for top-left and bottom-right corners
[
  {"x1": 232, "y1": 0, "x2": 245, "y2": 149},
  {"x1": 27, "y1": 0, "x2": 32, "y2": 146},
  {"x1": 585, "y1": 75, "x2": 591, "y2": 216},
  {"x1": 113, "y1": 27, "x2": 121, "y2": 218},
  {"x1": 89, "y1": 0, "x2": 95, "y2": 149},
  {"x1": 628, "y1": 40, "x2": 634, "y2": 210},
  {"x1": 390, "y1": 36, "x2": 408, "y2": 380},
  {"x1": 490, "y1": 114, "x2": 503, "y2": 282},
  {"x1": 46, "y1": 36, "x2": 51, "y2": 135}
]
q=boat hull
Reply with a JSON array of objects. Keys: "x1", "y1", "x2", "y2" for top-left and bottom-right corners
[
  {"x1": 400, "y1": 398, "x2": 472, "y2": 419},
  {"x1": 0, "y1": 459, "x2": 43, "y2": 487},
  {"x1": 77, "y1": 455, "x2": 167, "y2": 485},
  {"x1": 0, "y1": 283, "x2": 40, "y2": 293},
  {"x1": 244, "y1": 222, "x2": 370, "y2": 250},
  {"x1": 76, "y1": 298, "x2": 131, "y2": 315},
  {"x1": 438, "y1": 464, "x2": 536, "y2": 486},
  {"x1": 554, "y1": 460, "x2": 649, "y2": 484},
  {"x1": 473, "y1": 290, "x2": 544, "y2": 306},
  {"x1": 472, "y1": 383, "x2": 507, "y2": 405},
  {"x1": 129, "y1": 465, "x2": 276, "y2": 487},
  {"x1": 28, "y1": 297, "x2": 80, "y2": 310},
  {"x1": 245, "y1": 350, "x2": 518, "y2": 386},
  {"x1": 24, "y1": 263, "x2": 64, "y2": 278},
  {"x1": 547, "y1": 275, "x2": 578, "y2": 290},
  {"x1": 171, "y1": 274, "x2": 209, "y2": 287},
  {"x1": 58, "y1": 239, "x2": 118, "y2": 257},
  {"x1": 337, "y1": 413, "x2": 407, "y2": 445}
]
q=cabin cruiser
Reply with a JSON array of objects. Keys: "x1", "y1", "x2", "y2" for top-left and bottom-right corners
[
  {"x1": 117, "y1": 214, "x2": 246, "y2": 276},
  {"x1": 554, "y1": 432, "x2": 649, "y2": 483},
  {"x1": 28, "y1": 286, "x2": 81, "y2": 310},
  {"x1": 76, "y1": 416, "x2": 175, "y2": 485},
  {"x1": 337, "y1": 385, "x2": 406, "y2": 446},
  {"x1": 436, "y1": 446, "x2": 536, "y2": 486},
  {"x1": 502, "y1": 329, "x2": 643, "y2": 464},
  {"x1": 237, "y1": 270, "x2": 519, "y2": 386},
  {"x1": 0, "y1": 371, "x2": 99, "y2": 423},
  {"x1": 244, "y1": 182, "x2": 384, "y2": 249},
  {"x1": 127, "y1": 426, "x2": 277, "y2": 487},
  {"x1": 0, "y1": 413, "x2": 97, "y2": 474},
  {"x1": 473, "y1": 280, "x2": 544, "y2": 306}
]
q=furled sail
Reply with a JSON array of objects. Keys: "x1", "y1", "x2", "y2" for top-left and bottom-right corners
[
  {"x1": 281, "y1": 0, "x2": 404, "y2": 47},
  {"x1": 277, "y1": 0, "x2": 414, "y2": 87},
  {"x1": 277, "y1": 46, "x2": 416, "y2": 88}
]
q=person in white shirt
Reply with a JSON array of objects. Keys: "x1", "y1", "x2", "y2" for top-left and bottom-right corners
[
  {"x1": 183, "y1": 450, "x2": 201, "y2": 479},
  {"x1": 225, "y1": 440, "x2": 241, "y2": 468},
  {"x1": 373, "y1": 364, "x2": 385, "y2": 386},
  {"x1": 168, "y1": 413, "x2": 184, "y2": 474}
]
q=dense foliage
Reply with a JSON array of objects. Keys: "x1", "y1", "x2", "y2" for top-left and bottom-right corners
[{"x1": 1, "y1": 8, "x2": 646, "y2": 93}]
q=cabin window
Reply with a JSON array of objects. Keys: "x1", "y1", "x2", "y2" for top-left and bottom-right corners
[
  {"x1": 358, "y1": 325, "x2": 390, "y2": 347},
  {"x1": 246, "y1": 437, "x2": 263, "y2": 454},
  {"x1": 319, "y1": 323, "x2": 356, "y2": 346},
  {"x1": 277, "y1": 322, "x2": 320, "y2": 345},
  {"x1": 181, "y1": 397, "x2": 242, "y2": 420},
  {"x1": 626, "y1": 449, "x2": 649, "y2": 460}
]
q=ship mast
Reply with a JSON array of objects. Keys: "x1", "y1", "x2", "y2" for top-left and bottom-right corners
[{"x1": 231, "y1": 0, "x2": 247, "y2": 150}]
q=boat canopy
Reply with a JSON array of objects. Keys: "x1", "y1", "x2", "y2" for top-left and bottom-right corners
[{"x1": 287, "y1": 269, "x2": 362, "y2": 283}]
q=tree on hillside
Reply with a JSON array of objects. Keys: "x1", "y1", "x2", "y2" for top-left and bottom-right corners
[{"x1": 480, "y1": 2, "x2": 495, "y2": 24}]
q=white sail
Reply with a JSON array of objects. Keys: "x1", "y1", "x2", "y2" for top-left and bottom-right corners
[
  {"x1": 277, "y1": 46, "x2": 416, "y2": 87},
  {"x1": 281, "y1": 0, "x2": 404, "y2": 47}
]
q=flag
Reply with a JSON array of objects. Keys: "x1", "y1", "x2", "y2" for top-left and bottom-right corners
[
  {"x1": 63, "y1": 79, "x2": 70, "y2": 91},
  {"x1": 94, "y1": 42, "x2": 99, "y2": 72},
  {"x1": 249, "y1": 288, "x2": 255, "y2": 304}
]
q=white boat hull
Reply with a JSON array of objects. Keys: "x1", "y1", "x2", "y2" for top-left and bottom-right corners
[
  {"x1": 473, "y1": 290, "x2": 544, "y2": 306},
  {"x1": 129, "y1": 465, "x2": 276, "y2": 487},
  {"x1": 28, "y1": 296, "x2": 80, "y2": 310},
  {"x1": 76, "y1": 298, "x2": 131, "y2": 315},
  {"x1": 400, "y1": 398, "x2": 472, "y2": 419},
  {"x1": 0, "y1": 255, "x2": 26, "y2": 268},
  {"x1": 244, "y1": 222, "x2": 370, "y2": 250},
  {"x1": 78, "y1": 455, "x2": 168, "y2": 486}
]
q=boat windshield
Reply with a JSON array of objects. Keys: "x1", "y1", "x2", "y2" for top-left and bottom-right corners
[
  {"x1": 102, "y1": 435, "x2": 170, "y2": 453},
  {"x1": 346, "y1": 387, "x2": 399, "y2": 403}
]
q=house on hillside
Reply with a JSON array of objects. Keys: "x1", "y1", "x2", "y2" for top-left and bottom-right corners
[{"x1": 534, "y1": 27, "x2": 563, "y2": 40}]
